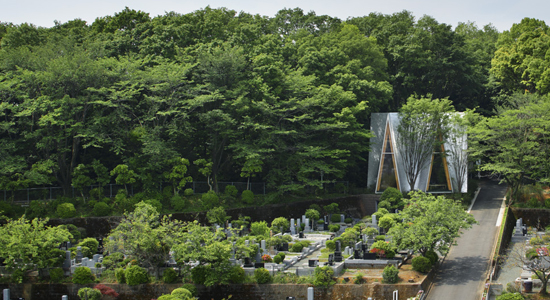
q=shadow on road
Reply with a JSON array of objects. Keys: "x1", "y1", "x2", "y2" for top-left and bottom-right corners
[{"x1": 433, "y1": 255, "x2": 488, "y2": 286}]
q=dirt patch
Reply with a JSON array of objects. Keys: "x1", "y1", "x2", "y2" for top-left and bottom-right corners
[{"x1": 336, "y1": 264, "x2": 426, "y2": 284}]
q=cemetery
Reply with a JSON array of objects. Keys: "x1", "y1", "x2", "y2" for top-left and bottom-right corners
[{"x1": 0, "y1": 191, "x2": 458, "y2": 300}]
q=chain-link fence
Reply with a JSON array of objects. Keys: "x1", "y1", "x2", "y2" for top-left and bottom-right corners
[{"x1": 3, "y1": 180, "x2": 349, "y2": 203}]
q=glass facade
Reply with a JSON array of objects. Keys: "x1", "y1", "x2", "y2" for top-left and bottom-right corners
[
  {"x1": 377, "y1": 123, "x2": 399, "y2": 192},
  {"x1": 427, "y1": 144, "x2": 452, "y2": 192}
]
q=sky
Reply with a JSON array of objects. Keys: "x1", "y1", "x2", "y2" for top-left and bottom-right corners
[{"x1": 1, "y1": 0, "x2": 549, "y2": 32}]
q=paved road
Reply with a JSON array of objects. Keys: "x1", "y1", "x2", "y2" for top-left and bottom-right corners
[{"x1": 426, "y1": 180, "x2": 506, "y2": 300}]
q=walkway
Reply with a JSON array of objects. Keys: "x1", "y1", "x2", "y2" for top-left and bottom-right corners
[{"x1": 426, "y1": 180, "x2": 506, "y2": 300}]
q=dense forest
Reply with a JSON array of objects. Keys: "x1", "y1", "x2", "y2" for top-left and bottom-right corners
[{"x1": 0, "y1": 7, "x2": 549, "y2": 200}]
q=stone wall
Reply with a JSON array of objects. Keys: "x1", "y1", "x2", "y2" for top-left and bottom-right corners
[{"x1": 0, "y1": 276, "x2": 426, "y2": 300}]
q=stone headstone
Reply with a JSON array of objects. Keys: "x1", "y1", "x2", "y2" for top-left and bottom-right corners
[
  {"x1": 334, "y1": 241, "x2": 342, "y2": 262},
  {"x1": 355, "y1": 242, "x2": 362, "y2": 250},
  {"x1": 372, "y1": 215, "x2": 377, "y2": 226},
  {"x1": 261, "y1": 240, "x2": 266, "y2": 251},
  {"x1": 515, "y1": 218, "x2": 523, "y2": 235},
  {"x1": 340, "y1": 214, "x2": 345, "y2": 223},
  {"x1": 302, "y1": 215, "x2": 306, "y2": 224},
  {"x1": 297, "y1": 219, "x2": 301, "y2": 230},
  {"x1": 304, "y1": 218, "x2": 311, "y2": 232},
  {"x1": 4, "y1": 289, "x2": 10, "y2": 300},
  {"x1": 328, "y1": 254, "x2": 334, "y2": 265},
  {"x1": 299, "y1": 232, "x2": 304, "y2": 239},
  {"x1": 354, "y1": 249, "x2": 362, "y2": 259},
  {"x1": 308, "y1": 259, "x2": 318, "y2": 267},
  {"x1": 281, "y1": 242, "x2": 289, "y2": 252},
  {"x1": 63, "y1": 251, "x2": 72, "y2": 268},
  {"x1": 245, "y1": 240, "x2": 249, "y2": 246},
  {"x1": 243, "y1": 257, "x2": 254, "y2": 268},
  {"x1": 76, "y1": 246, "x2": 83, "y2": 263},
  {"x1": 344, "y1": 246, "x2": 350, "y2": 256},
  {"x1": 93, "y1": 254, "x2": 100, "y2": 263}
]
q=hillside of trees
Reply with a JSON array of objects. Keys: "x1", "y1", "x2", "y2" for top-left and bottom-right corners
[{"x1": 1, "y1": 7, "x2": 548, "y2": 202}]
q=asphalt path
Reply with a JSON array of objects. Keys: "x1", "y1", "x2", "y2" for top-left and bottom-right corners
[{"x1": 426, "y1": 180, "x2": 506, "y2": 300}]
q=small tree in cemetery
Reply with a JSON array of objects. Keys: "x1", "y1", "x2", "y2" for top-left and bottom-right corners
[
  {"x1": 388, "y1": 191, "x2": 477, "y2": 256},
  {"x1": 509, "y1": 241, "x2": 550, "y2": 295}
]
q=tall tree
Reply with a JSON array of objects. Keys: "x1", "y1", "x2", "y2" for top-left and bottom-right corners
[{"x1": 397, "y1": 96, "x2": 455, "y2": 191}]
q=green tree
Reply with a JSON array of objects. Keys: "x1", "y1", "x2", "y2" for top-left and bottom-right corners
[
  {"x1": 165, "y1": 158, "x2": 192, "y2": 195},
  {"x1": 388, "y1": 191, "x2": 477, "y2": 256},
  {"x1": 105, "y1": 202, "x2": 182, "y2": 273},
  {"x1": 110, "y1": 164, "x2": 136, "y2": 194},
  {"x1": 206, "y1": 206, "x2": 229, "y2": 226},
  {"x1": 469, "y1": 94, "x2": 550, "y2": 203},
  {"x1": 397, "y1": 96, "x2": 455, "y2": 191},
  {"x1": 0, "y1": 217, "x2": 72, "y2": 274},
  {"x1": 72, "y1": 164, "x2": 93, "y2": 201}
]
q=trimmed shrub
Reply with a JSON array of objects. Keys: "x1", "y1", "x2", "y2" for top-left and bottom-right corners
[
  {"x1": 171, "y1": 195, "x2": 187, "y2": 211},
  {"x1": 171, "y1": 288, "x2": 193, "y2": 299},
  {"x1": 329, "y1": 224, "x2": 340, "y2": 232},
  {"x1": 305, "y1": 209, "x2": 320, "y2": 222},
  {"x1": 412, "y1": 256, "x2": 432, "y2": 273},
  {"x1": 79, "y1": 238, "x2": 99, "y2": 256},
  {"x1": 229, "y1": 266, "x2": 246, "y2": 284},
  {"x1": 224, "y1": 185, "x2": 238, "y2": 198},
  {"x1": 93, "y1": 284, "x2": 119, "y2": 297},
  {"x1": 496, "y1": 293, "x2": 524, "y2": 300},
  {"x1": 102, "y1": 253, "x2": 124, "y2": 270},
  {"x1": 125, "y1": 265, "x2": 149, "y2": 285},
  {"x1": 181, "y1": 283, "x2": 197, "y2": 297},
  {"x1": 380, "y1": 187, "x2": 403, "y2": 209},
  {"x1": 191, "y1": 265, "x2": 209, "y2": 285},
  {"x1": 330, "y1": 214, "x2": 341, "y2": 223},
  {"x1": 115, "y1": 267, "x2": 126, "y2": 284},
  {"x1": 375, "y1": 235, "x2": 386, "y2": 241},
  {"x1": 200, "y1": 191, "x2": 219, "y2": 210},
  {"x1": 313, "y1": 266, "x2": 334, "y2": 287},
  {"x1": 93, "y1": 202, "x2": 111, "y2": 217},
  {"x1": 290, "y1": 243, "x2": 304, "y2": 252},
  {"x1": 382, "y1": 265, "x2": 399, "y2": 283},
  {"x1": 162, "y1": 268, "x2": 178, "y2": 283},
  {"x1": 325, "y1": 240, "x2": 336, "y2": 251},
  {"x1": 254, "y1": 268, "x2": 271, "y2": 284},
  {"x1": 57, "y1": 203, "x2": 77, "y2": 218},
  {"x1": 242, "y1": 190, "x2": 254, "y2": 204},
  {"x1": 183, "y1": 188, "x2": 194, "y2": 196},
  {"x1": 271, "y1": 217, "x2": 290, "y2": 233},
  {"x1": 424, "y1": 250, "x2": 439, "y2": 265},
  {"x1": 72, "y1": 266, "x2": 94, "y2": 284},
  {"x1": 378, "y1": 200, "x2": 392, "y2": 210},
  {"x1": 49, "y1": 267, "x2": 64, "y2": 283},
  {"x1": 273, "y1": 253, "x2": 285, "y2": 264},
  {"x1": 77, "y1": 287, "x2": 101, "y2": 300},
  {"x1": 344, "y1": 217, "x2": 352, "y2": 224}
]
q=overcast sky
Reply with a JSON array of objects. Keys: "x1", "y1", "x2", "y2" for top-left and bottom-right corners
[{"x1": 1, "y1": 0, "x2": 549, "y2": 32}]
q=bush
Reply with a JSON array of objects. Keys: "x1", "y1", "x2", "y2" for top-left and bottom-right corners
[
  {"x1": 273, "y1": 253, "x2": 286, "y2": 264},
  {"x1": 57, "y1": 203, "x2": 77, "y2": 218},
  {"x1": 375, "y1": 235, "x2": 386, "y2": 241},
  {"x1": 328, "y1": 224, "x2": 340, "y2": 232},
  {"x1": 163, "y1": 268, "x2": 178, "y2": 283},
  {"x1": 93, "y1": 284, "x2": 120, "y2": 297},
  {"x1": 102, "y1": 253, "x2": 124, "y2": 270},
  {"x1": 250, "y1": 221, "x2": 270, "y2": 237},
  {"x1": 380, "y1": 187, "x2": 403, "y2": 209},
  {"x1": 325, "y1": 240, "x2": 336, "y2": 251},
  {"x1": 229, "y1": 266, "x2": 246, "y2": 284},
  {"x1": 191, "y1": 265, "x2": 209, "y2": 285},
  {"x1": 378, "y1": 200, "x2": 392, "y2": 210},
  {"x1": 181, "y1": 283, "x2": 197, "y2": 296},
  {"x1": 79, "y1": 238, "x2": 99, "y2": 256},
  {"x1": 254, "y1": 268, "x2": 271, "y2": 284},
  {"x1": 324, "y1": 203, "x2": 339, "y2": 214},
  {"x1": 344, "y1": 217, "x2": 352, "y2": 224},
  {"x1": 171, "y1": 288, "x2": 194, "y2": 300},
  {"x1": 125, "y1": 265, "x2": 149, "y2": 285},
  {"x1": 313, "y1": 266, "x2": 334, "y2": 287},
  {"x1": 183, "y1": 188, "x2": 194, "y2": 196},
  {"x1": 545, "y1": 198, "x2": 550, "y2": 209},
  {"x1": 290, "y1": 243, "x2": 304, "y2": 252},
  {"x1": 382, "y1": 265, "x2": 399, "y2": 283},
  {"x1": 11, "y1": 269, "x2": 24, "y2": 283},
  {"x1": 225, "y1": 185, "x2": 238, "y2": 198},
  {"x1": 330, "y1": 214, "x2": 342, "y2": 223},
  {"x1": 49, "y1": 267, "x2": 64, "y2": 283},
  {"x1": 496, "y1": 293, "x2": 524, "y2": 300},
  {"x1": 115, "y1": 267, "x2": 126, "y2": 284},
  {"x1": 242, "y1": 190, "x2": 254, "y2": 204},
  {"x1": 77, "y1": 287, "x2": 101, "y2": 300},
  {"x1": 72, "y1": 266, "x2": 94, "y2": 284},
  {"x1": 412, "y1": 256, "x2": 432, "y2": 273},
  {"x1": 201, "y1": 191, "x2": 219, "y2": 210},
  {"x1": 171, "y1": 195, "x2": 187, "y2": 211},
  {"x1": 305, "y1": 209, "x2": 320, "y2": 222},
  {"x1": 271, "y1": 217, "x2": 290, "y2": 233},
  {"x1": 93, "y1": 202, "x2": 111, "y2": 217},
  {"x1": 354, "y1": 272, "x2": 364, "y2": 284},
  {"x1": 424, "y1": 250, "x2": 438, "y2": 265}
]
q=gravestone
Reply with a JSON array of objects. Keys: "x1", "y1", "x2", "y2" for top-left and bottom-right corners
[
  {"x1": 334, "y1": 241, "x2": 342, "y2": 262},
  {"x1": 344, "y1": 246, "x2": 350, "y2": 256},
  {"x1": 63, "y1": 251, "x2": 72, "y2": 268},
  {"x1": 354, "y1": 249, "x2": 362, "y2": 259},
  {"x1": 302, "y1": 215, "x2": 306, "y2": 225},
  {"x1": 372, "y1": 215, "x2": 377, "y2": 226},
  {"x1": 76, "y1": 246, "x2": 83, "y2": 263},
  {"x1": 243, "y1": 257, "x2": 254, "y2": 268},
  {"x1": 515, "y1": 218, "x2": 523, "y2": 236},
  {"x1": 290, "y1": 218, "x2": 296, "y2": 235},
  {"x1": 261, "y1": 240, "x2": 266, "y2": 252},
  {"x1": 297, "y1": 219, "x2": 301, "y2": 230},
  {"x1": 340, "y1": 214, "x2": 345, "y2": 223},
  {"x1": 355, "y1": 242, "x2": 362, "y2": 250},
  {"x1": 299, "y1": 232, "x2": 304, "y2": 239},
  {"x1": 281, "y1": 242, "x2": 289, "y2": 252},
  {"x1": 308, "y1": 259, "x2": 318, "y2": 267},
  {"x1": 328, "y1": 254, "x2": 334, "y2": 266},
  {"x1": 363, "y1": 252, "x2": 377, "y2": 260},
  {"x1": 304, "y1": 218, "x2": 311, "y2": 232},
  {"x1": 254, "y1": 262, "x2": 265, "y2": 269},
  {"x1": 245, "y1": 240, "x2": 249, "y2": 247}
]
